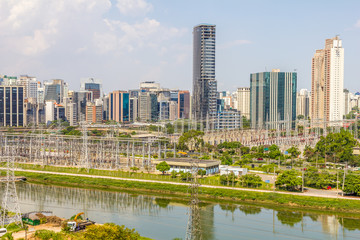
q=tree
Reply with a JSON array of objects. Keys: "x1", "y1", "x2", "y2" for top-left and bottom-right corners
[
  {"x1": 156, "y1": 161, "x2": 170, "y2": 174},
  {"x1": 304, "y1": 168, "x2": 336, "y2": 189},
  {"x1": 287, "y1": 146, "x2": 301, "y2": 167},
  {"x1": 268, "y1": 144, "x2": 281, "y2": 160},
  {"x1": 315, "y1": 129, "x2": 357, "y2": 163},
  {"x1": 287, "y1": 146, "x2": 300, "y2": 159},
  {"x1": 180, "y1": 171, "x2": 192, "y2": 181},
  {"x1": 130, "y1": 167, "x2": 139, "y2": 173},
  {"x1": 276, "y1": 170, "x2": 302, "y2": 191},
  {"x1": 171, "y1": 170, "x2": 178, "y2": 178},
  {"x1": 343, "y1": 174, "x2": 360, "y2": 196},
  {"x1": 220, "y1": 152, "x2": 233, "y2": 165},
  {"x1": 84, "y1": 223, "x2": 140, "y2": 240},
  {"x1": 240, "y1": 174, "x2": 262, "y2": 188},
  {"x1": 303, "y1": 145, "x2": 315, "y2": 162},
  {"x1": 198, "y1": 169, "x2": 206, "y2": 178},
  {"x1": 165, "y1": 123, "x2": 175, "y2": 134},
  {"x1": 242, "y1": 116, "x2": 251, "y2": 129},
  {"x1": 297, "y1": 115, "x2": 305, "y2": 120},
  {"x1": 220, "y1": 172, "x2": 237, "y2": 185},
  {"x1": 177, "y1": 130, "x2": 204, "y2": 151}
]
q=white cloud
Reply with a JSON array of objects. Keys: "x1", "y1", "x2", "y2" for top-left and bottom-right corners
[
  {"x1": 94, "y1": 18, "x2": 186, "y2": 54},
  {"x1": 0, "y1": 0, "x2": 190, "y2": 92},
  {"x1": 0, "y1": 0, "x2": 112, "y2": 56},
  {"x1": 116, "y1": 0, "x2": 153, "y2": 16}
]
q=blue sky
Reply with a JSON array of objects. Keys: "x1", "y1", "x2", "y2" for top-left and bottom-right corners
[{"x1": 0, "y1": 0, "x2": 359, "y2": 93}]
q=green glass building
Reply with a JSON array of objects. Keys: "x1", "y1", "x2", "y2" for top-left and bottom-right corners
[{"x1": 250, "y1": 70, "x2": 297, "y2": 129}]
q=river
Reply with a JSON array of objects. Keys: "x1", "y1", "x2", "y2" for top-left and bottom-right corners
[{"x1": 3, "y1": 183, "x2": 360, "y2": 239}]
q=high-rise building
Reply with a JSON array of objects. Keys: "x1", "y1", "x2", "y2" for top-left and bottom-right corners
[
  {"x1": 44, "y1": 79, "x2": 68, "y2": 103},
  {"x1": 45, "y1": 100, "x2": 66, "y2": 124},
  {"x1": 214, "y1": 110, "x2": 241, "y2": 130},
  {"x1": 72, "y1": 91, "x2": 92, "y2": 123},
  {"x1": 343, "y1": 89, "x2": 351, "y2": 116},
  {"x1": 311, "y1": 36, "x2": 344, "y2": 124},
  {"x1": 86, "y1": 102, "x2": 103, "y2": 124},
  {"x1": 192, "y1": 24, "x2": 217, "y2": 120},
  {"x1": 140, "y1": 81, "x2": 160, "y2": 92},
  {"x1": 18, "y1": 75, "x2": 38, "y2": 100},
  {"x1": 80, "y1": 78, "x2": 102, "y2": 100},
  {"x1": 129, "y1": 97, "x2": 138, "y2": 122},
  {"x1": 138, "y1": 92, "x2": 158, "y2": 122},
  {"x1": 250, "y1": 69, "x2": 297, "y2": 129},
  {"x1": 178, "y1": 91, "x2": 190, "y2": 119},
  {"x1": 169, "y1": 101, "x2": 178, "y2": 121},
  {"x1": 159, "y1": 101, "x2": 169, "y2": 121},
  {"x1": 108, "y1": 91, "x2": 130, "y2": 123},
  {"x1": 296, "y1": 89, "x2": 310, "y2": 118},
  {"x1": 0, "y1": 86, "x2": 24, "y2": 126},
  {"x1": 236, "y1": 87, "x2": 250, "y2": 119}
]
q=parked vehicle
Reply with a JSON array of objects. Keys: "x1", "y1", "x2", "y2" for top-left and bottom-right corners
[{"x1": 67, "y1": 212, "x2": 95, "y2": 232}]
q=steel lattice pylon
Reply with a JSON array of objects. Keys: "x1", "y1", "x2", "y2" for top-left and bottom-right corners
[
  {"x1": 185, "y1": 159, "x2": 202, "y2": 240},
  {"x1": 1, "y1": 137, "x2": 22, "y2": 228},
  {"x1": 80, "y1": 122, "x2": 89, "y2": 171}
]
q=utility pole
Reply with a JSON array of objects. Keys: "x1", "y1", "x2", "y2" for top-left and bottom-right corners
[
  {"x1": 273, "y1": 167, "x2": 276, "y2": 192},
  {"x1": 302, "y1": 169, "x2": 304, "y2": 193},
  {"x1": 342, "y1": 162, "x2": 347, "y2": 197},
  {"x1": 80, "y1": 122, "x2": 89, "y2": 171}
]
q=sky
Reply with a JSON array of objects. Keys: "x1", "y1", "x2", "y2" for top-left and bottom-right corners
[{"x1": 0, "y1": 0, "x2": 359, "y2": 94}]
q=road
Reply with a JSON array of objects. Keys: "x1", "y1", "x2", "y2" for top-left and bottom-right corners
[{"x1": 3, "y1": 167, "x2": 359, "y2": 201}]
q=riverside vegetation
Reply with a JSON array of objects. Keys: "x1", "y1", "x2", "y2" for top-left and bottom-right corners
[{"x1": 12, "y1": 170, "x2": 360, "y2": 216}]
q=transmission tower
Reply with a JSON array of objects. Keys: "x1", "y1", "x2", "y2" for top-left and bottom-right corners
[
  {"x1": 1, "y1": 138, "x2": 22, "y2": 228},
  {"x1": 185, "y1": 159, "x2": 202, "y2": 240},
  {"x1": 80, "y1": 122, "x2": 89, "y2": 171}
]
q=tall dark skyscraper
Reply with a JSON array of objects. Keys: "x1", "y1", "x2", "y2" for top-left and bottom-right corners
[{"x1": 192, "y1": 24, "x2": 217, "y2": 120}]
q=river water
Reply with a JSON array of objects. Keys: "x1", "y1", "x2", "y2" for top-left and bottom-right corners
[{"x1": 4, "y1": 183, "x2": 360, "y2": 240}]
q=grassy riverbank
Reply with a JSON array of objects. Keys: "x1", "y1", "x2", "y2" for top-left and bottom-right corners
[
  {"x1": 11, "y1": 163, "x2": 274, "y2": 190},
  {"x1": 14, "y1": 170, "x2": 360, "y2": 216}
]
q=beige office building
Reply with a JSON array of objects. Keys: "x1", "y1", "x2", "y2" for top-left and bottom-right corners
[
  {"x1": 236, "y1": 87, "x2": 250, "y2": 119},
  {"x1": 311, "y1": 36, "x2": 344, "y2": 125}
]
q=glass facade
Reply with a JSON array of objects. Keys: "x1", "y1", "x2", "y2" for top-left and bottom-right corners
[
  {"x1": 250, "y1": 72, "x2": 297, "y2": 129},
  {"x1": 85, "y1": 83, "x2": 101, "y2": 100},
  {"x1": 5, "y1": 87, "x2": 10, "y2": 126},
  {"x1": 150, "y1": 94, "x2": 158, "y2": 121},
  {"x1": 110, "y1": 93, "x2": 113, "y2": 120},
  {"x1": 0, "y1": 88, "x2": 3, "y2": 126},
  {"x1": 44, "y1": 84, "x2": 61, "y2": 102},
  {"x1": 0, "y1": 86, "x2": 24, "y2": 126},
  {"x1": 18, "y1": 87, "x2": 23, "y2": 126},
  {"x1": 192, "y1": 24, "x2": 217, "y2": 120},
  {"x1": 122, "y1": 93, "x2": 129, "y2": 122}
]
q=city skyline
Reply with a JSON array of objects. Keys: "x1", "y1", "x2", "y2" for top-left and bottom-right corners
[{"x1": 0, "y1": 0, "x2": 359, "y2": 94}]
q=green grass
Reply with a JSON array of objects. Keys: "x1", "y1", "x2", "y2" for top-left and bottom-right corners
[
  {"x1": 15, "y1": 170, "x2": 360, "y2": 215},
  {"x1": 13, "y1": 163, "x2": 274, "y2": 190}
]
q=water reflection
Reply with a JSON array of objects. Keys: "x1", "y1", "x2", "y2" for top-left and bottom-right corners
[
  {"x1": 277, "y1": 210, "x2": 302, "y2": 227},
  {"x1": 0, "y1": 183, "x2": 359, "y2": 240}
]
